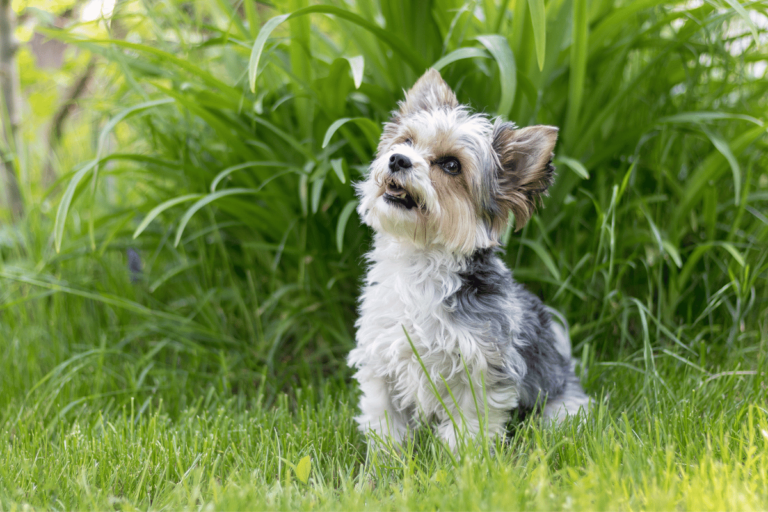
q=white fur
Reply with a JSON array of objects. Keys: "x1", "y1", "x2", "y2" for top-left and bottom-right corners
[
  {"x1": 349, "y1": 235, "x2": 522, "y2": 450},
  {"x1": 542, "y1": 379, "x2": 591, "y2": 423},
  {"x1": 349, "y1": 237, "x2": 590, "y2": 449}
]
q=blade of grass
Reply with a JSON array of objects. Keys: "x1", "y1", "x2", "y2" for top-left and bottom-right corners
[
  {"x1": 344, "y1": 56, "x2": 365, "y2": 89},
  {"x1": 555, "y1": 156, "x2": 590, "y2": 179},
  {"x1": 527, "y1": 0, "x2": 546, "y2": 71},
  {"x1": 133, "y1": 194, "x2": 203, "y2": 239},
  {"x1": 564, "y1": 0, "x2": 588, "y2": 144},
  {"x1": 336, "y1": 200, "x2": 358, "y2": 252},
  {"x1": 432, "y1": 47, "x2": 491, "y2": 71},
  {"x1": 476, "y1": 35, "x2": 516, "y2": 116},
  {"x1": 322, "y1": 117, "x2": 381, "y2": 149},
  {"x1": 54, "y1": 160, "x2": 98, "y2": 253}
]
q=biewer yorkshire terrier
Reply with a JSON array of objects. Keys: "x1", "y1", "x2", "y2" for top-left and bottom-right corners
[{"x1": 348, "y1": 69, "x2": 591, "y2": 451}]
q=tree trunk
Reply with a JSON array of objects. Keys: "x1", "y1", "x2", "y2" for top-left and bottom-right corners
[{"x1": 0, "y1": 0, "x2": 23, "y2": 220}]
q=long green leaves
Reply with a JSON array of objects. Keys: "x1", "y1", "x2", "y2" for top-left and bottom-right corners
[
  {"x1": 249, "y1": 5, "x2": 427, "y2": 92},
  {"x1": 249, "y1": 13, "x2": 291, "y2": 92},
  {"x1": 564, "y1": 0, "x2": 588, "y2": 144},
  {"x1": 345, "y1": 56, "x2": 365, "y2": 89},
  {"x1": 322, "y1": 117, "x2": 381, "y2": 149},
  {"x1": 476, "y1": 35, "x2": 517, "y2": 116},
  {"x1": 54, "y1": 160, "x2": 97, "y2": 253},
  {"x1": 336, "y1": 200, "x2": 358, "y2": 252},
  {"x1": 132, "y1": 194, "x2": 203, "y2": 239},
  {"x1": 43, "y1": 0, "x2": 768, "y2": 412},
  {"x1": 432, "y1": 47, "x2": 491, "y2": 71},
  {"x1": 527, "y1": 0, "x2": 547, "y2": 71}
]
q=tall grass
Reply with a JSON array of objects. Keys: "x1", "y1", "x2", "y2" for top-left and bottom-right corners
[
  {"x1": 0, "y1": 0, "x2": 763, "y2": 405},
  {"x1": 3, "y1": 0, "x2": 765, "y2": 391}
]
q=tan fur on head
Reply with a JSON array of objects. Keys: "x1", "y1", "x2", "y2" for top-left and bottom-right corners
[
  {"x1": 427, "y1": 148, "x2": 480, "y2": 255},
  {"x1": 492, "y1": 122, "x2": 558, "y2": 231},
  {"x1": 358, "y1": 69, "x2": 559, "y2": 255}
]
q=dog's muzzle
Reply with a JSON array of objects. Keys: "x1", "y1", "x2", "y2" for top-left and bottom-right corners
[{"x1": 383, "y1": 177, "x2": 418, "y2": 209}]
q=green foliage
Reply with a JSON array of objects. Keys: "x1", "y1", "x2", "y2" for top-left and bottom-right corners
[
  {"x1": 39, "y1": 0, "x2": 768, "y2": 371},
  {"x1": 0, "y1": 302, "x2": 765, "y2": 509},
  {"x1": 1, "y1": 0, "x2": 767, "y2": 508}
]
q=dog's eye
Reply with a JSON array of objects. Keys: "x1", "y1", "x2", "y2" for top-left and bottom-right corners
[
  {"x1": 404, "y1": 138, "x2": 413, "y2": 146},
  {"x1": 439, "y1": 157, "x2": 461, "y2": 175}
]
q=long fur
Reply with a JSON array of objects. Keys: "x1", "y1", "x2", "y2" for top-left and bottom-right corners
[{"x1": 349, "y1": 69, "x2": 591, "y2": 451}]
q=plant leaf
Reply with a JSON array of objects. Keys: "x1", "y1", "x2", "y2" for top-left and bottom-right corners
[
  {"x1": 43, "y1": 31, "x2": 241, "y2": 97},
  {"x1": 344, "y1": 56, "x2": 365, "y2": 89},
  {"x1": 336, "y1": 200, "x2": 358, "y2": 252},
  {"x1": 658, "y1": 111, "x2": 763, "y2": 126},
  {"x1": 661, "y1": 240, "x2": 682, "y2": 268},
  {"x1": 175, "y1": 189, "x2": 259, "y2": 247},
  {"x1": 133, "y1": 194, "x2": 203, "y2": 239},
  {"x1": 565, "y1": 0, "x2": 588, "y2": 142},
  {"x1": 97, "y1": 100, "x2": 174, "y2": 161},
  {"x1": 295, "y1": 455, "x2": 311, "y2": 484},
  {"x1": 720, "y1": 241, "x2": 745, "y2": 267},
  {"x1": 722, "y1": 0, "x2": 759, "y2": 44},
  {"x1": 700, "y1": 125, "x2": 741, "y2": 205},
  {"x1": 672, "y1": 126, "x2": 764, "y2": 230},
  {"x1": 54, "y1": 159, "x2": 98, "y2": 253},
  {"x1": 527, "y1": 0, "x2": 546, "y2": 71},
  {"x1": 432, "y1": 47, "x2": 490, "y2": 71},
  {"x1": 555, "y1": 156, "x2": 590, "y2": 179},
  {"x1": 476, "y1": 35, "x2": 516, "y2": 117},
  {"x1": 249, "y1": 13, "x2": 290, "y2": 92},
  {"x1": 323, "y1": 117, "x2": 351, "y2": 148},
  {"x1": 311, "y1": 177, "x2": 324, "y2": 214},
  {"x1": 678, "y1": 241, "x2": 746, "y2": 290},
  {"x1": 322, "y1": 117, "x2": 381, "y2": 149},
  {"x1": 210, "y1": 162, "x2": 295, "y2": 192},
  {"x1": 149, "y1": 260, "x2": 202, "y2": 293},
  {"x1": 519, "y1": 239, "x2": 561, "y2": 281},
  {"x1": 249, "y1": 6, "x2": 426, "y2": 92},
  {"x1": 331, "y1": 158, "x2": 346, "y2": 183}
]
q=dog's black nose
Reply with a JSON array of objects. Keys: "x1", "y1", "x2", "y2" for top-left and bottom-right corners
[{"x1": 388, "y1": 153, "x2": 412, "y2": 173}]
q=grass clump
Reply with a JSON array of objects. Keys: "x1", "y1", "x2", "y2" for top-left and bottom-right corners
[{"x1": 1, "y1": 0, "x2": 767, "y2": 509}]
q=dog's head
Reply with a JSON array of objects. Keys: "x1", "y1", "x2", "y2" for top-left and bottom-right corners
[{"x1": 356, "y1": 69, "x2": 558, "y2": 255}]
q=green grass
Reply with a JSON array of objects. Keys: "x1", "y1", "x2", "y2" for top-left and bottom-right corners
[
  {"x1": 2, "y1": 0, "x2": 768, "y2": 509},
  {"x1": 0, "y1": 274, "x2": 766, "y2": 509}
]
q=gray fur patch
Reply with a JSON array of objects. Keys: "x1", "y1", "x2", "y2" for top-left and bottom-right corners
[{"x1": 445, "y1": 248, "x2": 582, "y2": 418}]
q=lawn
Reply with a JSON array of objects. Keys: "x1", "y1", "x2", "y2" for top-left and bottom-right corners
[{"x1": 1, "y1": 0, "x2": 767, "y2": 510}]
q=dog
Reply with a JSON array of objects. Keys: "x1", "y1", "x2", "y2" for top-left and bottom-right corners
[{"x1": 348, "y1": 69, "x2": 591, "y2": 451}]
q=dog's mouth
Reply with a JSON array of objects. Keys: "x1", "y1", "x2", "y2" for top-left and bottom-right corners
[{"x1": 383, "y1": 180, "x2": 418, "y2": 209}]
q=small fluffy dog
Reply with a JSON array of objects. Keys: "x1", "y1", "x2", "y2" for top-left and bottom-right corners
[{"x1": 348, "y1": 69, "x2": 590, "y2": 451}]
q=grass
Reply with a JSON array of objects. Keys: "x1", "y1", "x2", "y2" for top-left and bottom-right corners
[
  {"x1": 0, "y1": 280, "x2": 766, "y2": 509},
  {"x1": 1, "y1": 0, "x2": 768, "y2": 509}
]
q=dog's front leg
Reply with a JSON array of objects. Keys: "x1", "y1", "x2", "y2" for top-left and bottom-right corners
[
  {"x1": 433, "y1": 382, "x2": 512, "y2": 452},
  {"x1": 354, "y1": 372, "x2": 408, "y2": 449}
]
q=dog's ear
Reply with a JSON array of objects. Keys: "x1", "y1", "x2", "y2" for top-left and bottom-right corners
[
  {"x1": 399, "y1": 68, "x2": 458, "y2": 115},
  {"x1": 492, "y1": 122, "x2": 558, "y2": 230}
]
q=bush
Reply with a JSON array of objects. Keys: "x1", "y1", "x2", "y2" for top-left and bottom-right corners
[{"x1": 32, "y1": 0, "x2": 768, "y2": 392}]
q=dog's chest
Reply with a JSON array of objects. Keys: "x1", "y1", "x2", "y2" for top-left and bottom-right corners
[{"x1": 352, "y1": 248, "x2": 479, "y2": 390}]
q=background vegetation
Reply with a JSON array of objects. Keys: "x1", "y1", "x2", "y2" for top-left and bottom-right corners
[{"x1": 1, "y1": 0, "x2": 766, "y2": 509}]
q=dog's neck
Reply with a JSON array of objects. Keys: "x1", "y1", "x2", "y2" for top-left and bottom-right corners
[{"x1": 369, "y1": 233, "x2": 470, "y2": 267}]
